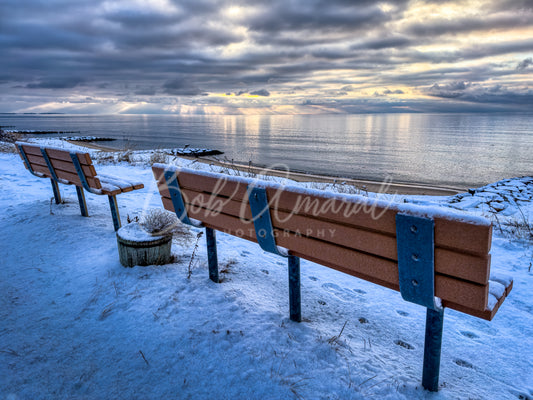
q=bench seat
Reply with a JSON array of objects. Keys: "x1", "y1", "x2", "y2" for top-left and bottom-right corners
[{"x1": 98, "y1": 173, "x2": 145, "y2": 196}]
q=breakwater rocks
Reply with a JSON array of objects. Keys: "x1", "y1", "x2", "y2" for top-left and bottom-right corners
[{"x1": 448, "y1": 177, "x2": 533, "y2": 217}]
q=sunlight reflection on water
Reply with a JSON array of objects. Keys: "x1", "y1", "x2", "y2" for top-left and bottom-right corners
[{"x1": 2, "y1": 113, "x2": 532, "y2": 187}]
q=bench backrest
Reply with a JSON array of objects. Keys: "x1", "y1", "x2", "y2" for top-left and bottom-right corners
[
  {"x1": 17, "y1": 142, "x2": 102, "y2": 190},
  {"x1": 153, "y1": 165, "x2": 511, "y2": 321}
]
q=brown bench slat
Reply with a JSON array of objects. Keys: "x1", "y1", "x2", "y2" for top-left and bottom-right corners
[
  {"x1": 48, "y1": 156, "x2": 98, "y2": 178},
  {"x1": 99, "y1": 184, "x2": 123, "y2": 196},
  {"x1": 160, "y1": 195, "x2": 490, "y2": 313},
  {"x1": 445, "y1": 279, "x2": 512, "y2": 321},
  {"x1": 20, "y1": 144, "x2": 93, "y2": 166},
  {"x1": 31, "y1": 163, "x2": 102, "y2": 189},
  {"x1": 174, "y1": 187, "x2": 491, "y2": 285},
  {"x1": 154, "y1": 168, "x2": 492, "y2": 257},
  {"x1": 271, "y1": 189, "x2": 492, "y2": 257},
  {"x1": 25, "y1": 153, "x2": 97, "y2": 178}
]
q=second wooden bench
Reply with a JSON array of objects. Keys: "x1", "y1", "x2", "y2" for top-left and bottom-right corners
[{"x1": 16, "y1": 142, "x2": 144, "y2": 230}]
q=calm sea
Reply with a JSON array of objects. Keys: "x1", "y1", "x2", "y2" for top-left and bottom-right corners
[{"x1": 2, "y1": 113, "x2": 532, "y2": 188}]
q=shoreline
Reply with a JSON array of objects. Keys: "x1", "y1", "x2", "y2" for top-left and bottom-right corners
[{"x1": 71, "y1": 140, "x2": 464, "y2": 196}]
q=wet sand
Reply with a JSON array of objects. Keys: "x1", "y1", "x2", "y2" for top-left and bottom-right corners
[{"x1": 72, "y1": 141, "x2": 465, "y2": 196}]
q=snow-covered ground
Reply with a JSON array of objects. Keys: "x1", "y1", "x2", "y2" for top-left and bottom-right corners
[{"x1": 1, "y1": 140, "x2": 532, "y2": 400}]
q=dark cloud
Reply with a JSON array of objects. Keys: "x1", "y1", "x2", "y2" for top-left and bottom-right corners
[
  {"x1": 425, "y1": 81, "x2": 533, "y2": 106},
  {"x1": 350, "y1": 36, "x2": 412, "y2": 50},
  {"x1": 26, "y1": 78, "x2": 84, "y2": 89},
  {"x1": 517, "y1": 58, "x2": 533, "y2": 70},
  {"x1": 162, "y1": 79, "x2": 204, "y2": 96},
  {"x1": 245, "y1": 2, "x2": 391, "y2": 34},
  {"x1": 249, "y1": 89, "x2": 270, "y2": 97},
  {"x1": 104, "y1": 9, "x2": 183, "y2": 29},
  {"x1": 372, "y1": 89, "x2": 405, "y2": 97},
  {"x1": 134, "y1": 87, "x2": 157, "y2": 96},
  {"x1": 383, "y1": 89, "x2": 404, "y2": 95}
]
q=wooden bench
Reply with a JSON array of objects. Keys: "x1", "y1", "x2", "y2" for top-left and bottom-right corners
[
  {"x1": 16, "y1": 142, "x2": 144, "y2": 231},
  {"x1": 152, "y1": 164, "x2": 513, "y2": 392}
]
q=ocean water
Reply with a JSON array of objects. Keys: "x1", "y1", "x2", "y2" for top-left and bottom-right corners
[{"x1": 2, "y1": 113, "x2": 532, "y2": 188}]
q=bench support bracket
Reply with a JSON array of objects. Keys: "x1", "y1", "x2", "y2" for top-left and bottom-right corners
[
  {"x1": 40, "y1": 148, "x2": 59, "y2": 180},
  {"x1": 248, "y1": 186, "x2": 301, "y2": 321},
  {"x1": 75, "y1": 186, "x2": 89, "y2": 217},
  {"x1": 247, "y1": 186, "x2": 288, "y2": 257},
  {"x1": 163, "y1": 170, "x2": 217, "y2": 281},
  {"x1": 396, "y1": 214, "x2": 444, "y2": 391},
  {"x1": 70, "y1": 153, "x2": 92, "y2": 192},
  {"x1": 50, "y1": 179, "x2": 62, "y2": 204},
  {"x1": 422, "y1": 307, "x2": 444, "y2": 392},
  {"x1": 108, "y1": 195, "x2": 121, "y2": 231},
  {"x1": 39, "y1": 148, "x2": 62, "y2": 204},
  {"x1": 164, "y1": 170, "x2": 195, "y2": 226},
  {"x1": 396, "y1": 214, "x2": 440, "y2": 311}
]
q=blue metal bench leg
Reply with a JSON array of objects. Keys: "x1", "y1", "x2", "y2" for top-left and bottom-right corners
[
  {"x1": 422, "y1": 307, "x2": 445, "y2": 392},
  {"x1": 288, "y1": 255, "x2": 301, "y2": 322},
  {"x1": 75, "y1": 186, "x2": 89, "y2": 217},
  {"x1": 50, "y1": 179, "x2": 62, "y2": 204},
  {"x1": 108, "y1": 195, "x2": 121, "y2": 231},
  {"x1": 206, "y1": 227, "x2": 219, "y2": 283}
]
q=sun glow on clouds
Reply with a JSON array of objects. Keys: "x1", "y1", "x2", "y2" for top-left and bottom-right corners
[
  {"x1": 1, "y1": 0, "x2": 532, "y2": 114},
  {"x1": 224, "y1": 6, "x2": 243, "y2": 18}
]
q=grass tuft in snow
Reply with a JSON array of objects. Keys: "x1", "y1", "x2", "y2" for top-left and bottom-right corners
[
  {"x1": 328, "y1": 320, "x2": 348, "y2": 346},
  {"x1": 149, "y1": 150, "x2": 169, "y2": 165},
  {"x1": 140, "y1": 208, "x2": 178, "y2": 235},
  {"x1": 492, "y1": 204, "x2": 533, "y2": 244},
  {"x1": 187, "y1": 231, "x2": 204, "y2": 279}
]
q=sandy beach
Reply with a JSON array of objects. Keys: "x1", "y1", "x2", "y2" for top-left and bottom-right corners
[{"x1": 72, "y1": 140, "x2": 464, "y2": 196}]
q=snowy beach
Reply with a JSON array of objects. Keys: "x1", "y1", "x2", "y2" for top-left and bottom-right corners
[{"x1": 1, "y1": 140, "x2": 532, "y2": 400}]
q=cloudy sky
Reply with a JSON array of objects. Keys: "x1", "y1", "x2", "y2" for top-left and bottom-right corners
[{"x1": 0, "y1": 0, "x2": 532, "y2": 114}]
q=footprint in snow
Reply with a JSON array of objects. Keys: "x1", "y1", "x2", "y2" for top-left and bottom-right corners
[
  {"x1": 308, "y1": 276, "x2": 318, "y2": 281},
  {"x1": 395, "y1": 340, "x2": 414, "y2": 350},
  {"x1": 460, "y1": 331, "x2": 479, "y2": 339},
  {"x1": 321, "y1": 283, "x2": 357, "y2": 302},
  {"x1": 396, "y1": 310, "x2": 409, "y2": 317},
  {"x1": 454, "y1": 359, "x2": 474, "y2": 369},
  {"x1": 240, "y1": 250, "x2": 251, "y2": 257}
]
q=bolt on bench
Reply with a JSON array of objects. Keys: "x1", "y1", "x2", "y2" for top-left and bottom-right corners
[
  {"x1": 152, "y1": 164, "x2": 513, "y2": 392},
  {"x1": 16, "y1": 142, "x2": 144, "y2": 231}
]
